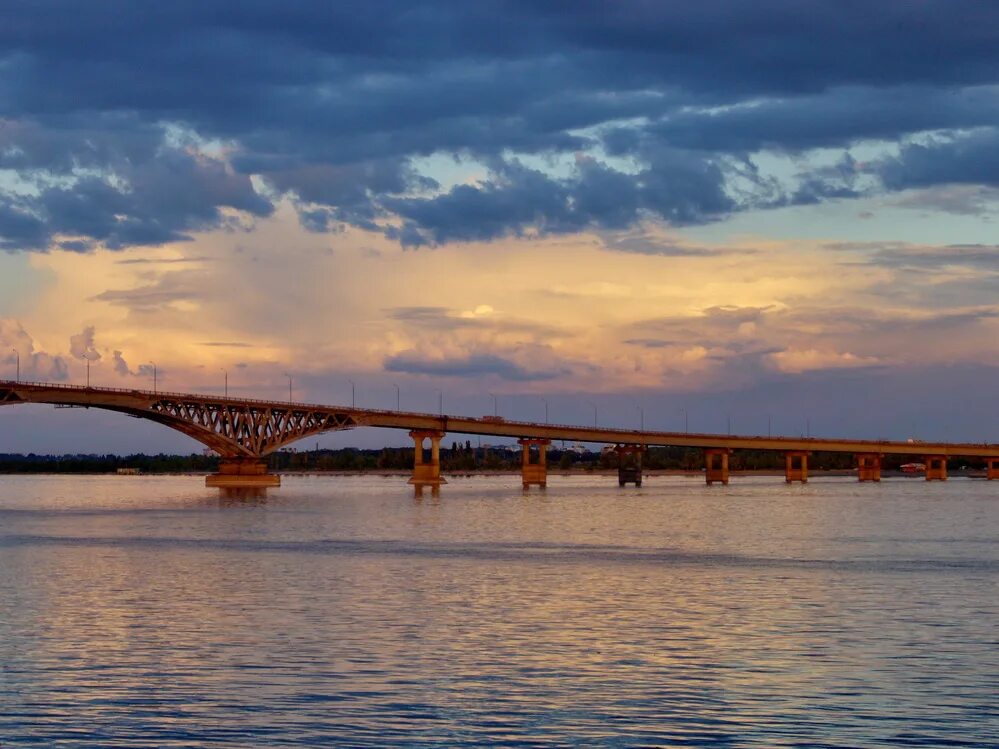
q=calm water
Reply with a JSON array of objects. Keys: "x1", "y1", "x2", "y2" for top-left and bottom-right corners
[{"x1": 0, "y1": 474, "x2": 997, "y2": 747}]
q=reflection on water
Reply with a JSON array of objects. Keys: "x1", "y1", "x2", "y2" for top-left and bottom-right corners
[
  {"x1": 218, "y1": 486, "x2": 270, "y2": 504},
  {"x1": 0, "y1": 474, "x2": 997, "y2": 747}
]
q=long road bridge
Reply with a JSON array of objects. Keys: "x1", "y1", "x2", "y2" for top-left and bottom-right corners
[{"x1": 2, "y1": 379, "x2": 998, "y2": 492}]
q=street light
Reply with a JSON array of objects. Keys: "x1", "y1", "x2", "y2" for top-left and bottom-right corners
[
  {"x1": 679, "y1": 407, "x2": 688, "y2": 434},
  {"x1": 394, "y1": 383, "x2": 400, "y2": 411},
  {"x1": 541, "y1": 397, "x2": 549, "y2": 425},
  {"x1": 85, "y1": 354, "x2": 92, "y2": 388},
  {"x1": 436, "y1": 389, "x2": 444, "y2": 416},
  {"x1": 11, "y1": 348, "x2": 18, "y2": 382},
  {"x1": 587, "y1": 401, "x2": 598, "y2": 427},
  {"x1": 636, "y1": 405, "x2": 644, "y2": 431},
  {"x1": 489, "y1": 392, "x2": 498, "y2": 416},
  {"x1": 221, "y1": 368, "x2": 228, "y2": 398},
  {"x1": 349, "y1": 379, "x2": 355, "y2": 408},
  {"x1": 149, "y1": 362, "x2": 157, "y2": 393},
  {"x1": 285, "y1": 374, "x2": 293, "y2": 402}
]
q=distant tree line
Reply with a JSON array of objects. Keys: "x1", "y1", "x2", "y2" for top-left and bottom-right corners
[
  {"x1": 0, "y1": 447, "x2": 984, "y2": 474},
  {"x1": 0, "y1": 453, "x2": 220, "y2": 474}
]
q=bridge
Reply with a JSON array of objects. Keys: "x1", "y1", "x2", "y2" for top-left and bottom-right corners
[{"x1": 2, "y1": 379, "x2": 998, "y2": 492}]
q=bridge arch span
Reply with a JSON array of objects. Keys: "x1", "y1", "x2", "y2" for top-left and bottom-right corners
[{"x1": 0, "y1": 383, "x2": 359, "y2": 458}]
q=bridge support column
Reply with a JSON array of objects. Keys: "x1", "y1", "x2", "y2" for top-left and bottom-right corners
[
  {"x1": 856, "y1": 453, "x2": 882, "y2": 482},
  {"x1": 924, "y1": 455, "x2": 948, "y2": 481},
  {"x1": 704, "y1": 448, "x2": 731, "y2": 485},
  {"x1": 987, "y1": 458, "x2": 999, "y2": 480},
  {"x1": 409, "y1": 430, "x2": 446, "y2": 497},
  {"x1": 206, "y1": 457, "x2": 280, "y2": 489},
  {"x1": 614, "y1": 444, "x2": 646, "y2": 486},
  {"x1": 518, "y1": 438, "x2": 550, "y2": 490},
  {"x1": 784, "y1": 451, "x2": 810, "y2": 483}
]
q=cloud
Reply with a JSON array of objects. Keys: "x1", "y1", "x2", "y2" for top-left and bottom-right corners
[
  {"x1": 599, "y1": 227, "x2": 751, "y2": 257},
  {"x1": 111, "y1": 350, "x2": 132, "y2": 376},
  {"x1": 769, "y1": 348, "x2": 883, "y2": 374},
  {"x1": 384, "y1": 352, "x2": 562, "y2": 382},
  {"x1": 0, "y1": 125, "x2": 274, "y2": 251},
  {"x1": 2, "y1": 2, "x2": 999, "y2": 251},
  {"x1": 877, "y1": 128, "x2": 999, "y2": 192},
  {"x1": 68, "y1": 325, "x2": 101, "y2": 361},
  {"x1": 0, "y1": 319, "x2": 69, "y2": 380},
  {"x1": 887, "y1": 185, "x2": 999, "y2": 216},
  {"x1": 92, "y1": 271, "x2": 205, "y2": 312},
  {"x1": 385, "y1": 304, "x2": 564, "y2": 336}
]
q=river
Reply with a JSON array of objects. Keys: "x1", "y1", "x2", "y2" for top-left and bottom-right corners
[{"x1": 1, "y1": 474, "x2": 996, "y2": 747}]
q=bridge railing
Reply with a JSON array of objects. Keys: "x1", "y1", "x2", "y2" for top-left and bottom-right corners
[
  {"x1": 0, "y1": 378, "x2": 618, "y2": 433},
  {"x1": 2, "y1": 379, "x2": 996, "y2": 450}
]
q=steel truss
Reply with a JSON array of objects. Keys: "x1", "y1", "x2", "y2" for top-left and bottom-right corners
[{"x1": 148, "y1": 399, "x2": 356, "y2": 456}]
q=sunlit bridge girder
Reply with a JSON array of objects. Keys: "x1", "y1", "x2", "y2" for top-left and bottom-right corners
[{"x1": 148, "y1": 399, "x2": 356, "y2": 456}]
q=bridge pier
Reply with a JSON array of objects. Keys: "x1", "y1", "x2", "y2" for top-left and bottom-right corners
[
  {"x1": 856, "y1": 453, "x2": 882, "y2": 482},
  {"x1": 409, "y1": 430, "x2": 446, "y2": 497},
  {"x1": 704, "y1": 448, "x2": 731, "y2": 485},
  {"x1": 924, "y1": 455, "x2": 948, "y2": 481},
  {"x1": 987, "y1": 458, "x2": 999, "y2": 480},
  {"x1": 614, "y1": 444, "x2": 645, "y2": 486},
  {"x1": 518, "y1": 438, "x2": 550, "y2": 490},
  {"x1": 206, "y1": 457, "x2": 280, "y2": 489},
  {"x1": 784, "y1": 451, "x2": 810, "y2": 483}
]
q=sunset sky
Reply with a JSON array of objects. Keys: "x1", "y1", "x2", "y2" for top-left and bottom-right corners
[{"x1": 3, "y1": 1, "x2": 999, "y2": 452}]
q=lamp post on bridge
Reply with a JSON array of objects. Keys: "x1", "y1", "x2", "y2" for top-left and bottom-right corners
[
  {"x1": 11, "y1": 348, "x2": 18, "y2": 382},
  {"x1": 489, "y1": 392, "x2": 498, "y2": 417},
  {"x1": 349, "y1": 379, "x2": 355, "y2": 408},
  {"x1": 679, "y1": 407, "x2": 688, "y2": 434},
  {"x1": 541, "y1": 397, "x2": 549, "y2": 425},
  {"x1": 285, "y1": 374, "x2": 293, "y2": 402},
  {"x1": 148, "y1": 362, "x2": 157, "y2": 394},
  {"x1": 636, "y1": 405, "x2": 644, "y2": 431},
  {"x1": 436, "y1": 389, "x2": 444, "y2": 416},
  {"x1": 221, "y1": 368, "x2": 228, "y2": 398},
  {"x1": 394, "y1": 383, "x2": 400, "y2": 411},
  {"x1": 587, "y1": 401, "x2": 598, "y2": 428}
]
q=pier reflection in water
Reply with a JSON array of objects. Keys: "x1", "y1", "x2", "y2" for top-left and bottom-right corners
[{"x1": 0, "y1": 474, "x2": 996, "y2": 747}]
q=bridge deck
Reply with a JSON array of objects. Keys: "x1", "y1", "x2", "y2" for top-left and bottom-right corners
[{"x1": 2, "y1": 379, "x2": 996, "y2": 458}]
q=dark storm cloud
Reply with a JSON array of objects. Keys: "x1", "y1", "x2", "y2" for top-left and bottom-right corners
[
  {"x1": 2, "y1": 1, "x2": 999, "y2": 251},
  {"x1": 384, "y1": 154, "x2": 736, "y2": 247},
  {"x1": 878, "y1": 129, "x2": 999, "y2": 191},
  {"x1": 638, "y1": 87, "x2": 999, "y2": 154}
]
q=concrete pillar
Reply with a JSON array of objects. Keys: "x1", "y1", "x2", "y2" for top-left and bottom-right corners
[
  {"x1": 614, "y1": 444, "x2": 645, "y2": 486},
  {"x1": 784, "y1": 451, "x2": 809, "y2": 483},
  {"x1": 924, "y1": 455, "x2": 947, "y2": 481},
  {"x1": 206, "y1": 457, "x2": 280, "y2": 489},
  {"x1": 409, "y1": 430, "x2": 447, "y2": 496},
  {"x1": 704, "y1": 448, "x2": 731, "y2": 485},
  {"x1": 987, "y1": 458, "x2": 999, "y2": 480},
  {"x1": 518, "y1": 438, "x2": 550, "y2": 490},
  {"x1": 856, "y1": 453, "x2": 882, "y2": 482}
]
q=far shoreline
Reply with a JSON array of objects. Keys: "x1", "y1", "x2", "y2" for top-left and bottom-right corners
[{"x1": 5, "y1": 468, "x2": 988, "y2": 478}]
